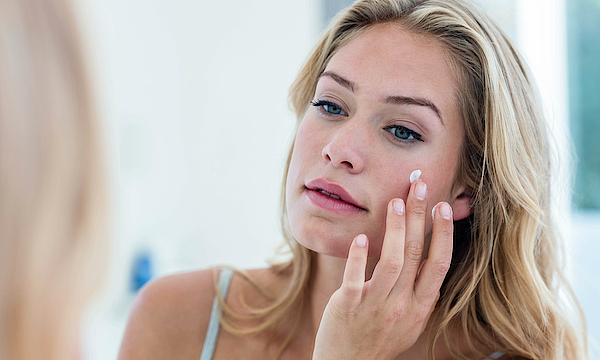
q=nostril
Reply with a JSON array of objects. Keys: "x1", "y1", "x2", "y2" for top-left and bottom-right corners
[{"x1": 322, "y1": 143, "x2": 360, "y2": 172}]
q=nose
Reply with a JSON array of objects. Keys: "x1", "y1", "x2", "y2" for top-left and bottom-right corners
[{"x1": 321, "y1": 120, "x2": 368, "y2": 173}]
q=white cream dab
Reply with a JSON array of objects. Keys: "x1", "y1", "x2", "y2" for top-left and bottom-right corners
[{"x1": 409, "y1": 169, "x2": 422, "y2": 184}]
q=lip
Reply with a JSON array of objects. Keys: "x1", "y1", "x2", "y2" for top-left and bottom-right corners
[{"x1": 305, "y1": 178, "x2": 366, "y2": 214}]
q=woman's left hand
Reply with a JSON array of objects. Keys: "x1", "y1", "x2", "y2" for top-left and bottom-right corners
[{"x1": 312, "y1": 181, "x2": 454, "y2": 360}]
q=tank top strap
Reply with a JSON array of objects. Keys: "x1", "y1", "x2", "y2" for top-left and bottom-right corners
[
  {"x1": 199, "y1": 268, "x2": 234, "y2": 360},
  {"x1": 483, "y1": 351, "x2": 506, "y2": 359}
]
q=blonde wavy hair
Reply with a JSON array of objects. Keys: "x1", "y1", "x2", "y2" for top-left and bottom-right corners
[
  {"x1": 0, "y1": 0, "x2": 108, "y2": 359},
  {"x1": 218, "y1": 0, "x2": 587, "y2": 359}
]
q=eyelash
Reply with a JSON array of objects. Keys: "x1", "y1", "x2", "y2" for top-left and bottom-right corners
[
  {"x1": 383, "y1": 125, "x2": 424, "y2": 142},
  {"x1": 310, "y1": 99, "x2": 348, "y2": 117},
  {"x1": 311, "y1": 99, "x2": 424, "y2": 143}
]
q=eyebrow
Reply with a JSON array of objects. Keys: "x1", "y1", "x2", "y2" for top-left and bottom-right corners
[
  {"x1": 385, "y1": 96, "x2": 444, "y2": 125},
  {"x1": 319, "y1": 71, "x2": 444, "y2": 125},
  {"x1": 320, "y1": 71, "x2": 356, "y2": 92}
]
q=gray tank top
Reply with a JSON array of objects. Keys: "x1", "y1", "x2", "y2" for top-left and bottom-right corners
[{"x1": 199, "y1": 268, "x2": 234, "y2": 360}]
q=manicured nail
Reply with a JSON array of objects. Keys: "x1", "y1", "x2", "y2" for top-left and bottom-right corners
[
  {"x1": 431, "y1": 202, "x2": 440, "y2": 220},
  {"x1": 356, "y1": 234, "x2": 367, "y2": 247},
  {"x1": 393, "y1": 199, "x2": 404, "y2": 215},
  {"x1": 414, "y1": 182, "x2": 427, "y2": 200},
  {"x1": 440, "y1": 202, "x2": 452, "y2": 220},
  {"x1": 409, "y1": 169, "x2": 422, "y2": 184}
]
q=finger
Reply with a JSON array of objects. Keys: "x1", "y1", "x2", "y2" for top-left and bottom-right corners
[
  {"x1": 369, "y1": 198, "x2": 406, "y2": 301},
  {"x1": 339, "y1": 234, "x2": 369, "y2": 308},
  {"x1": 394, "y1": 181, "x2": 428, "y2": 292},
  {"x1": 418, "y1": 291, "x2": 440, "y2": 335},
  {"x1": 415, "y1": 202, "x2": 453, "y2": 304}
]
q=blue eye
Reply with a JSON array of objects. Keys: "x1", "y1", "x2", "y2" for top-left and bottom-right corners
[
  {"x1": 324, "y1": 104, "x2": 343, "y2": 114},
  {"x1": 385, "y1": 125, "x2": 423, "y2": 142},
  {"x1": 311, "y1": 100, "x2": 348, "y2": 116}
]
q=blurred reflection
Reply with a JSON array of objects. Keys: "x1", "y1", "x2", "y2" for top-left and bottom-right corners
[{"x1": 0, "y1": 0, "x2": 108, "y2": 359}]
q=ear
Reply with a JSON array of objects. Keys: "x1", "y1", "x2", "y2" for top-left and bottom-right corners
[{"x1": 448, "y1": 185, "x2": 474, "y2": 221}]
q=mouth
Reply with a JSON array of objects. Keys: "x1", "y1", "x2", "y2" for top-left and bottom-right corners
[
  {"x1": 315, "y1": 189, "x2": 343, "y2": 201},
  {"x1": 304, "y1": 178, "x2": 367, "y2": 212}
]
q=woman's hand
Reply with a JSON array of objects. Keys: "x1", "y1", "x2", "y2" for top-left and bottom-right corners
[{"x1": 312, "y1": 181, "x2": 454, "y2": 360}]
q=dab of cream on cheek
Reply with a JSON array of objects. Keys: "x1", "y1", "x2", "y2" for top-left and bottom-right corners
[{"x1": 409, "y1": 169, "x2": 422, "y2": 184}]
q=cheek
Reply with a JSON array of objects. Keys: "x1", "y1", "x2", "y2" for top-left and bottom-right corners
[
  {"x1": 424, "y1": 145, "x2": 462, "y2": 197},
  {"x1": 373, "y1": 157, "x2": 422, "y2": 199},
  {"x1": 375, "y1": 151, "x2": 457, "y2": 226},
  {"x1": 291, "y1": 120, "x2": 326, "y2": 165},
  {"x1": 368, "y1": 164, "x2": 413, "y2": 222},
  {"x1": 285, "y1": 120, "x2": 327, "y2": 228},
  {"x1": 287, "y1": 122, "x2": 319, "y2": 182},
  {"x1": 372, "y1": 139, "x2": 461, "y2": 209}
]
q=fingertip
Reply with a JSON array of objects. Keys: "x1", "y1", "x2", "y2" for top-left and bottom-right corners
[
  {"x1": 392, "y1": 198, "x2": 405, "y2": 215},
  {"x1": 439, "y1": 202, "x2": 452, "y2": 220},
  {"x1": 432, "y1": 202, "x2": 453, "y2": 221},
  {"x1": 356, "y1": 234, "x2": 368, "y2": 247},
  {"x1": 413, "y1": 181, "x2": 427, "y2": 201}
]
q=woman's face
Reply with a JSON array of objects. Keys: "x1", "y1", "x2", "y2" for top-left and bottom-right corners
[{"x1": 286, "y1": 23, "x2": 468, "y2": 258}]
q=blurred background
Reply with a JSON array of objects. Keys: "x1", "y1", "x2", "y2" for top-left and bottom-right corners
[{"x1": 75, "y1": 0, "x2": 600, "y2": 358}]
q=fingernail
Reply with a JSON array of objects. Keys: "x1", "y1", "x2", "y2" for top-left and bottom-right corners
[
  {"x1": 440, "y1": 203, "x2": 452, "y2": 220},
  {"x1": 356, "y1": 234, "x2": 367, "y2": 247},
  {"x1": 409, "y1": 169, "x2": 422, "y2": 184},
  {"x1": 393, "y1": 199, "x2": 404, "y2": 215},
  {"x1": 414, "y1": 182, "x2": 427, "y2": 200},
  {"x1": 431, "y1": 202, "x2": 440, "y2": 220}
]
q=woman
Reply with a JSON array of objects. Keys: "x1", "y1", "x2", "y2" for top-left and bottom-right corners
[
  {"x1": 119, "y1": 0, "x2": 586, "y2": 359},
  {"x1": 0, "y1": 0, "x2": 108, "y2": 359}
]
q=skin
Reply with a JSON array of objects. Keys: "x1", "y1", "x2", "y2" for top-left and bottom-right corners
[{"x1": 118, "y1": 23, "x2": 481, "y2": 360}]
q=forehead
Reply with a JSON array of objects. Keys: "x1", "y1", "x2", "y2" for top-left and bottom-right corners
[{"x1": 322, "y1": 23, "x2": 460, "y2": 123}]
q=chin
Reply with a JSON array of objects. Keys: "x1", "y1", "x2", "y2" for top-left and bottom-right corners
[
  {"x1": 291, "y1": 225, "x2": 352, "y2": 258},
  {"x1": 292, "y1": 224, "x2": 384, "y2": 259}
]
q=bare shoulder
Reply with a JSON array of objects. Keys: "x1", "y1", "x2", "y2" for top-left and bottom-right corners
[
  {"x1": 117, "y1": 267, "x2": 286, "y2": 360},
  {"x1": 117, "y1": 268, "x2": 219, "y2": 360}
]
